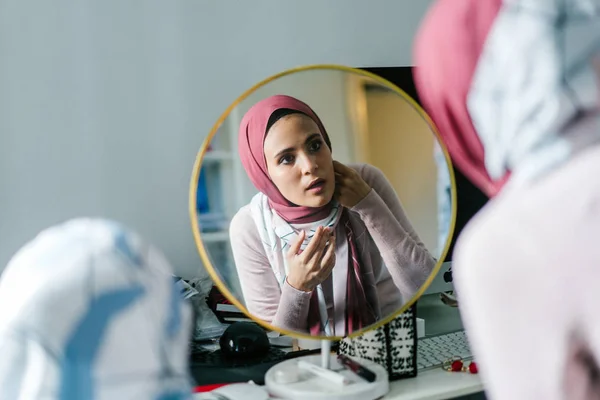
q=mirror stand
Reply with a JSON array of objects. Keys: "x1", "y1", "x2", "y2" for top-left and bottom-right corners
[
  {"x1": 264, "y1": 339, "x2": 390, "y2": 400},
  {"x1": 320, "y1": 339, "x2": 331, "y2": 369}
]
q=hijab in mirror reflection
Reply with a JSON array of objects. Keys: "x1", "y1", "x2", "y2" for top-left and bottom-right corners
[
  {"x1": 0, "y1": 219, "x2": 193, "y2": 399},
  {"x1": 415, "y1": 0, "x2": 600, "y2": 399},
  {"x1": 232, "y1": 93, "x2": 436, "y2": 336}
]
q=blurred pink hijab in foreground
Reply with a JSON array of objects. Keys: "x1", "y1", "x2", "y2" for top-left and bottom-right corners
[{"x1": 414, "y1": 0, "x2": 600, "y2": 399}]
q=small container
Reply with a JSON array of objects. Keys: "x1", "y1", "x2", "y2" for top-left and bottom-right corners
[{"x1": 337, "y1": 303, "x2": 418, "y2": 381}]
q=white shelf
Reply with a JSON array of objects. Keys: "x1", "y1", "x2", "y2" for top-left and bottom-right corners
[
  {"x1": 198, "y1": 212, "x2": 230, "y2": 232},
  {"x1": 200, "y1": 230, "x2": 230, "y2": 243},
  {"x1": 196, "y1": 107, "x2": 247, "y2": 291},
  {"x1": 203, "y1": 150, "x2": 234, "y2": 162}
]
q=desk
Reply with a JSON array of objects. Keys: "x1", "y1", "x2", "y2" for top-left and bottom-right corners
[
  {"x1": 386, "y1": 294, "x2": 484, "y2": 400},
  {"x1": 193, "y1": 370, "x2": 483, "y2": 400},
  {"x1": 194, "y1": 295, "x2": 486, "y2": 399},
  {"x1": 385, "y1": 368, "x2": 483, "y2": 400}
]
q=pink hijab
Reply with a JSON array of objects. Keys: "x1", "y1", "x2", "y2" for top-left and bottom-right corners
[
  {"x1": 414, "y1": 0, "x2": 600, "y2": 198},
  {"x1": 238, "y1": 94, "x2": 333, "y2": 223},
  {"x1": 238, "y1": 94, "x2": 377, "y2": 335},
  {"x1": 412, "y1": 0, "x2": 508, "y2": 198}
]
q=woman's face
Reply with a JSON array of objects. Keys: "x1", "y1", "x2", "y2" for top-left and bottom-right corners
[{"x1": 263, "y1": 113, "x2": 335, "y2": 208}]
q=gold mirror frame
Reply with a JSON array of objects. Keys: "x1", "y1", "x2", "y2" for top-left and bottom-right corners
[{"x1": 189, "y1": 64, "x2": 457, "y2": 341}]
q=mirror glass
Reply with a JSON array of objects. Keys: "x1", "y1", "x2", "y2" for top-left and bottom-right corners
[{"x1": 191, "y1": 66, "x2": 455, "y2": 339}]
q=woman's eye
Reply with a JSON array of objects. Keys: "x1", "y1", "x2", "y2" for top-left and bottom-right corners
[
  {"x1": 279, "y1": 154, "x2": 294, "y2": 165},
  {"x1": 309, "y1": 140, "x2": 322, "y2": 152}
]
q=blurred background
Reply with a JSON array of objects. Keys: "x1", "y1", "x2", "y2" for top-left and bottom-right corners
[{"x1": 0, "y1": 0, "x2": 435, "y2": 279}]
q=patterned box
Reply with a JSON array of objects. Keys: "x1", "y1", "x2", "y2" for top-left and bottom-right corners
[{"x1": 337, "y1": 304, "x2": 417, "y2": 380}]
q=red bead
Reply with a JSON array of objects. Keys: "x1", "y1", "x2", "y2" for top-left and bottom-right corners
[
  {"x1": 469, "y1": 362, "x2": 478, "y2": 374},
  {"x1": 451, "y1": 360, "x2": 463, "y2": 372}
]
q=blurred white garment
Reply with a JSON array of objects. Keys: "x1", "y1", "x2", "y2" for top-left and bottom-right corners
[
  {"x1": 0, "y1": 218, "x2": 194, "y2": 399},
  {"x1": 414, "y1": 0, "x2": 600, "y2": 399}
]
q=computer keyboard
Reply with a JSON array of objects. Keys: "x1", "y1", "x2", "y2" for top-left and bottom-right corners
[{"x1": 417, "y1": 329, "x2": 473, "y2": 371}]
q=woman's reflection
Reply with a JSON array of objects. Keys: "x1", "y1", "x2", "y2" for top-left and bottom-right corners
[{"x1": 229, "y1": 94, "x2": 435, "y2": 336}]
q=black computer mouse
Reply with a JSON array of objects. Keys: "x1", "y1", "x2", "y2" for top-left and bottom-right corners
[{"x1": 219, "y1": 322, "x2": 270, "y2": 359}]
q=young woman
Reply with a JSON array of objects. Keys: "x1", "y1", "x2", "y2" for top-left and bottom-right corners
[
  {"x1": 414, "y1": 0, "x2": 600, "y2": 398},
  {"x1": 229, "y1": 94, "x2": 436, "y2": 336}
]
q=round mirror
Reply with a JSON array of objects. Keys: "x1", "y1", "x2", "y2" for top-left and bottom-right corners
[{"x1": 189, "y1": 65, "x2": 456, "y2": 340}]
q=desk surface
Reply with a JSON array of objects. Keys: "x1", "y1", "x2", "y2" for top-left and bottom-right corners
[
  {"x1": 193, "y1": 368, "x2": 483, "y2": 400},
  {"x1": 385, "y1": 367, "x2": 483, "y2": 400},
  {"x1": 389, "y1": 294, "x2": 483, "y2": 400},
  {"x1": 194, "y1": 295, "x2": 483, "y2": 399}
]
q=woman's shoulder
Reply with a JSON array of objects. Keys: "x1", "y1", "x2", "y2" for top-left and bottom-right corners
[
  {"x1": 229, "y1": 205, "x2": 261, "y2": 246},
  {"x1": 230, "y1": 204, "x2": 255, "y2": 230}
]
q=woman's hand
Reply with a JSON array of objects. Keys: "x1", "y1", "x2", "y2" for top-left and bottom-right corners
[
  {"x1": 333, "y1": 160, "x2": 372, "y2": 208},
  {"x1": 286, "y1": 226, "x2": 336, "y2": 292}
]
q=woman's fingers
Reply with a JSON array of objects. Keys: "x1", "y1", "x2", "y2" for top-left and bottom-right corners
[
  {"x1": 290, "y1": 227, "x2": 336, "y2": 289},
  {"x1": 300, "y1": 227, "x2": 321, "y2": 260},
  {"x1": 311, "y1": 231, "x2": 331, "y2": 267},
  {"x1": 305, "y1": 243, "x2": 335, "y2": 287},
  {"x1": 287, "y1": 230, "x2": 305, "y2": 258},
  {"x1": 334, "y1": 161, "x2": 357, "y2": 180},
  {"x1": 333, "y1": 160, "x2": 349, "y2": 174},
  {"x1": 301, "y1": 226, "x2": 327, "y2": 261}
]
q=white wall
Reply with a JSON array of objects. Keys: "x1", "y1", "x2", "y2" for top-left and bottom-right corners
[{"x1": 0, "y1": 0, "x2": 434, "y2": 278}]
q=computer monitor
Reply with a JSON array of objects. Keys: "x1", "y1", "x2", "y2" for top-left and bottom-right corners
[{"x1": 359, "y1": 67, "x2": 489, "y2": 295}]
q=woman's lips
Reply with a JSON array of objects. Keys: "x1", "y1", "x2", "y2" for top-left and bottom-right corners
[{"x1": 306, "y1": 179, "x2": 326, "y2": 193}]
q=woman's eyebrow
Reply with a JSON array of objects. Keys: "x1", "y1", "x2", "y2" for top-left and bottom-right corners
[
  {"x1": 273, "y1": 133, "x2": 321, "y2": 159},
  {"x1": 274, "y1": 146, "x2": 295, "y2": 159},
  {"x1": 304, "y1": 133, "x2": 321, "y2": 143},
  {"x1": 274, "y1": 133, "x2": 321, "y2": 158}
]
